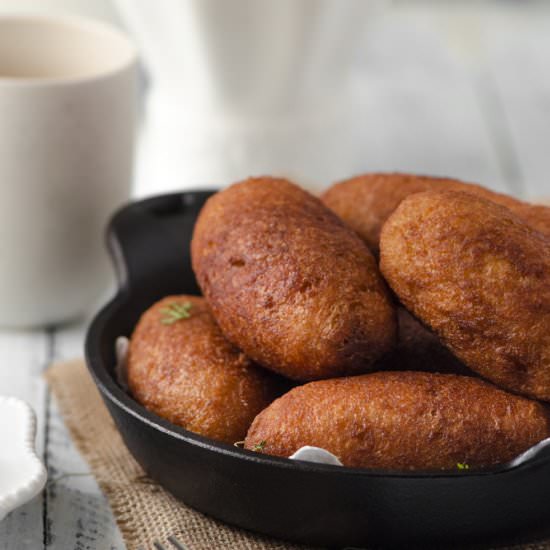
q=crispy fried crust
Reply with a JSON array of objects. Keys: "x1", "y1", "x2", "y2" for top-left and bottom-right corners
[
  {"x1": 127, "y1": 295, "x2": 284, "y2": 444},
  {"x1": 379, "y1": 308, "x2": 472, "y2": 376},
  {"x1": 380, "y1": 190, "x2": 550, "y2": 401},
  {"x1": 191, "y1": 177, "x2": 396, "y2": 381},
  {"x1": 245, "y1": 371, "x2": 550, "y2": 470},
  {"x1": 321, "y1": 173, "x2": 550, "y2": 255}
]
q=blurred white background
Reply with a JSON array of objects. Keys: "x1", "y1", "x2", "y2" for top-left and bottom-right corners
[{"x1": 0, "y1": 0, "x2": 548, "y2": 199}]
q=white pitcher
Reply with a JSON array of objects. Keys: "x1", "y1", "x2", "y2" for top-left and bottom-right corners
[{"x1": 115, "y1": 0, "x2": 386, "y2": 195}]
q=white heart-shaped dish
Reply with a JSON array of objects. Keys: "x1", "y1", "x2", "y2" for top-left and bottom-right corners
[{"x1": 0, "y1": 396, "x2": 47, "y2": 522}]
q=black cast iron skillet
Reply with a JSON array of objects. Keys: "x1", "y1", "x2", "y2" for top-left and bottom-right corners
[{"x1": 86, "y1": 190, "x2": 550, "y2": 549}]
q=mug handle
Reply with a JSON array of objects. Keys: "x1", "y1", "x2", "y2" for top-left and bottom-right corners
[{"x1": 107, "y1": 191, "x2": 214, "y2": 293}]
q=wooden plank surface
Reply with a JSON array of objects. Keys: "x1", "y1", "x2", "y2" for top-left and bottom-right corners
[
  {"x1": 0, "y1": 331, "x2": 49, "y2": 550},
  {"x1": 44, "y1": 323, "x2": 124, "y2": 550},
  {"x1": 0, "y1": 2, "x2": 549, "y2": 549}
]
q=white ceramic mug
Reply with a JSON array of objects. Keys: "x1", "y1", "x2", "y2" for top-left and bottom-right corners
[
  {"x1": 114, "y1": 0, "x2": 386, "y2": 196},
  {"x1": 0, "y1": 14, "x2": 137, "y2": 327}
]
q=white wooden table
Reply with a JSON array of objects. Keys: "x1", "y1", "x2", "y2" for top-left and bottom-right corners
[{"x1": 1, "y1": 2, "x2": 550, "y2": 548}]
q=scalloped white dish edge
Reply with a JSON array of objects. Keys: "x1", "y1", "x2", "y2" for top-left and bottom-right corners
[{"x1": 0, "y1": 396, "x2": 47, "y2": 522}]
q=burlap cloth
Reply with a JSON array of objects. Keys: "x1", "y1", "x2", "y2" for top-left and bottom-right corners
[
  {"x1": 45, "y1": 359, "x2": 317, "y2": 550},
  {"x1": 45, "y1": 359, "x2": 550, "y2": 550}
]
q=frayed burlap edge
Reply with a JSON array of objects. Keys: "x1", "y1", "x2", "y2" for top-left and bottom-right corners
[{"x1": 45, "y1": 359, "x2": 317, "y2": 550}]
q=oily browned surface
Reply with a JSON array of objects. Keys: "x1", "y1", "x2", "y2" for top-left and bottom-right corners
[
  {"x1": 321, "y1": 172, "x2": 550, "y2": 255},
  {"x1": 378, "y1": 307, "x2": 472, "y2": 376},
  {"x1": 380, "y1": 190, "x2": 550, "y2": 401},
  {"x1": 191, "y1": 177, "x2": 396, "y2": 381},
  {"x1": 245, "y1": 371, "x2": 550, "y2": 470},
  {"x1": 127, "y1": 295, "x2": 285, "y2": 444}
]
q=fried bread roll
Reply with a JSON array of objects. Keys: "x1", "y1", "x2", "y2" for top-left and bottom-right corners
[
  {"x1": 245, "y1": 372, "x2": 550, "y2": 470},
  {"x1": 322, "y1": 173, "x2": 550, "y2": 255},
  {"x1": 380, "y1": 190, "x2": 550, "y2": 401},
  {"x1": 192, "y1": 177, "x2": 396, "y2": 381},
  {"x1": 127, "y1": 295, "x2": 285, "y2": 444}
]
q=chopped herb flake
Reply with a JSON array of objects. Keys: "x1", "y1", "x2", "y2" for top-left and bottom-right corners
[
  {"x1": 252, "y1": 440, "x2": 267, "y2": 452},
  {"x1": 160, "y1": 302, "x2": 193, "y2": 325}
]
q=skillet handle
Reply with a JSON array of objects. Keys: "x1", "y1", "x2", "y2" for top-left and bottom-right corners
[{"x1": 107, "y1": 191, "x2": 213, "y2": 293}]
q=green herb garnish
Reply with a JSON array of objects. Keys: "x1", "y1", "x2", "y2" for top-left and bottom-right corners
[
  {"x1": 160, "y1": 302, "x2": 193, "y2": 325},
  {"x1": 252, "y1": 440, "x2": 267, "y2": 452},
  {"x1": 457, "y1": 462, "x2": 470, "y2": 470}
]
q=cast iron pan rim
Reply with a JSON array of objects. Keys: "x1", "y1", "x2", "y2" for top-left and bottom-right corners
[
  {"x1": 85, "y1": 283, "x2": 537, "y2": 482},
  {"x1": 106, "y1": 189, "x2": 219, "y2": 295}
]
